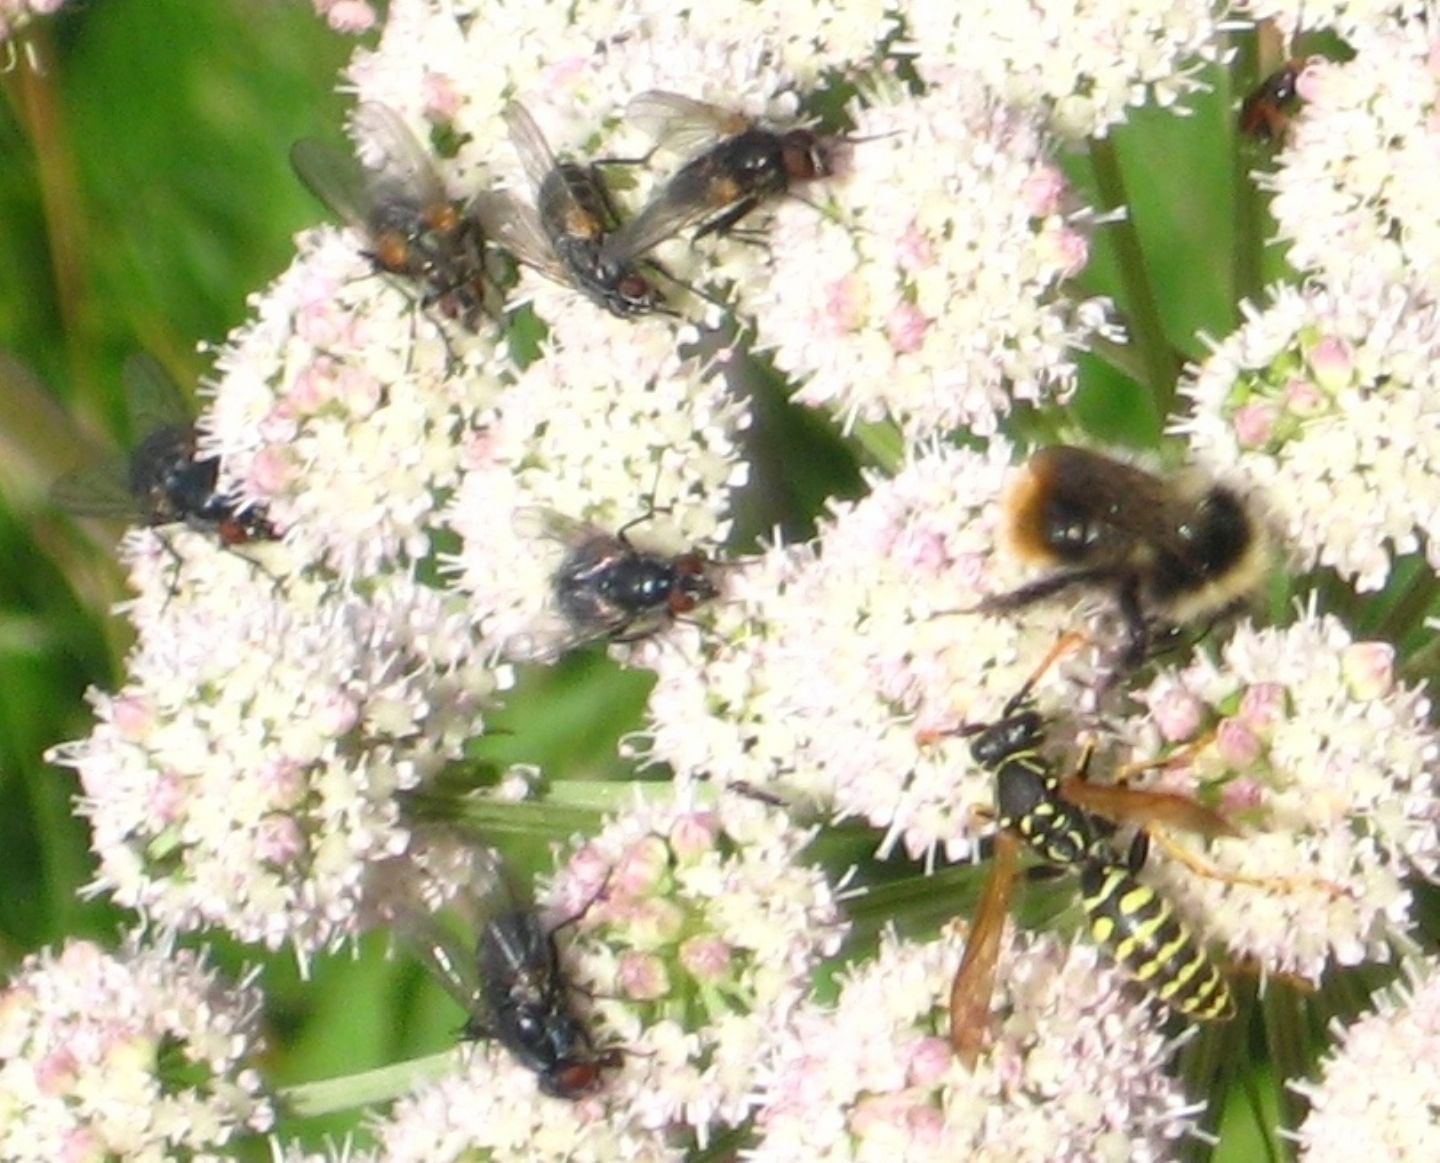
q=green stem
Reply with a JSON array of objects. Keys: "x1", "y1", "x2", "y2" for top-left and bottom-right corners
[
  {"x1": 280, "y1": 1050, "x2": 459, "y2": 1117},
  {"x1": 1231, "y1": 28, "x2": 1267, "y2": 315},
  {"x1": 849, "y1": 418, "x2": 905, "y2": 474},
  {"x1": 1088, "y1": 137, "x2": 1182, "y2": 418},
  {"x1": 1372, "y1": 562, "x2": 1440, "y2": 645}
]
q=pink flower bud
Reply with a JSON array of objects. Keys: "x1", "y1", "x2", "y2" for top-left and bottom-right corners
[
  {"x1": 617, "y1": 951, "x2": 670, "y2": 1000},
  {"x1": 1215, "y1": 718, "x2": 1262, "y2": 770},
  {"x1": 1233, "y1": 401, "x2": 1277, "y2": 448},
  {"x1": 669, "y1": 811, "x2": 720, "y2": 861},
  {"x1": 678, "y1": 935, "x2": 732, "y2": 981},
  {"x1": 1342, "y1": 642, "x2": 1395, "y2": 699},
  {"x1": 1150, "y1": 687, "x2": 1206, "y2": 743},
  {"x1": 886, "y1": 302, "x2": 930, "y2": 354},
  {"x1": 1309, "y1": 336, "x2": 1353, "y2": 392},
  {"x1": 1237, "y1": 683, "x2": 1287, "y2": 732}
]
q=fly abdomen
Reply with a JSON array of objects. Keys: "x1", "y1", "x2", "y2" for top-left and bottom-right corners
[{"x1": 1079, "y1": 860, "x2": 1234, "y2": 1021}]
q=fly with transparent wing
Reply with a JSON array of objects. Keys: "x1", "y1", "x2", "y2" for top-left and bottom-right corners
[
  {"x1": 393, "y1": 862, "x2": 622, "y2": 1099},
  {"x1": 51, "y1": 354, "x2": 277, "y2": 545},
  {"x1": 472, "y1": 102, "x2": 665, "y2": 318},
  {"x1": 291, "y1": 102, "x2": 498, "y2": 329},
  {"x1": 511, "y1": 506, "x2": 722, "y2": 660},
  {"x1": 603, "y1": 90, "x2": 843, "y2": 262}
]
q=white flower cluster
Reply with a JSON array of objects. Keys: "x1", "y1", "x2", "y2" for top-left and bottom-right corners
[
  {"x1": 1293, "y1": 957, "x2": 1440, "y2": 1163},
  {"x1": 744, "y1": 82, "x2": 1105, "y2": 442},
  {"x1": 909, "y1": 0, "x2": 1225, "y2": 138},
  {"x1": 1266, "y1": 17, "x2": 1440, "y2": 296},
  {"x1": 752, "y1": 928, "x2": 1197, "y2": 1161},
  {"x1": 543, "y1": 797, "x2": 847, "y2": 1134},
  {"x1": 0, "y1": 936, "x2": 273, "y2": 1162},
  {"x1": 0, "y1": 0, "x2": 62, "y2": 44},
  {"x1": 1119, "y1": 612, "x2": 1440, "y2": 979},
  {"x1": 48, "y1": 538, "x2": 501, "y2": 952},
  {"x1": 1178, "y1": 280, "x2": 1440, "y2": 591},
  {"x1": 363, "y1": 1045, "x2": 681, "y2": 1163},
  {"x1": 643, "y1": 444, "x2": 1085, "y2": 864}
]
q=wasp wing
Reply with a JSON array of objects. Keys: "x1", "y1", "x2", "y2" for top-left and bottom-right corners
[
  {"x1": 625, "y1": 90, "x2": 747, "y2": 156},
  {"x1": 352, "y1": 102, "x2": 449, "y2": 209},
  {"x1": 1060, "y1": 778, "x2": 1240, "y2": 839},
  {"x1": 123, "y1": 353, "x2": 194, "y2": 438}
]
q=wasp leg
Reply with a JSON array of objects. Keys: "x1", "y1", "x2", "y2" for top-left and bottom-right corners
[
  {"x1": 949, "y1": 828, "x2": 1022, "y2": 1068},
  {"x1": 1147, "y1": 830, "x2": 1352, "y2": 898}
]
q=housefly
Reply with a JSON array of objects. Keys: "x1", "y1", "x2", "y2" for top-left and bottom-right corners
[
  {"x1": 291, "y1": 103, "x2": 496, "y2": 328},
  {"x1": 473, "y1": 102, "x2": 664, "y2": 318},
  {"x1": 603, "y1": 90, "x2": 841, "y2": 260},
  {"x1": 399, "y1": 872, "x2": 621, "y2": 1099},
  {"x1": 517, "y1": 507, "x2": 721, "y2": 656},
  {"x1": 51, "y1": 354, "x2": 276, "y2": 545}
]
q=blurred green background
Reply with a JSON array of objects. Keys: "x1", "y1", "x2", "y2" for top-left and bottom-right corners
[{"x1": 0, "y1": 2, "x2": 1380, "y2": 1158}]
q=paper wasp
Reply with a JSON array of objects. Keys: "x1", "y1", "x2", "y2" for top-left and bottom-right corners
[{"x1": 947, "y1": 636, "x2": 1239, "y2": 1066}]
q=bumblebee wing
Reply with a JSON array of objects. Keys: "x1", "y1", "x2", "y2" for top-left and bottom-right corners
[
  {"x1": 472, "y1": 191, "x2": 569, "y2": 284},
  {"x1": 353, "y1": 102, "x2": 448, "y2": 207},
  {"x1": 626, "y1": 90, "x2": 746, "y2": 155},
  {"x1": 290, "y1": 136, "x2": 371, "y2": 228},
  {"x1": 502, "y1": 102, "x2": 562, "y2": 194},
  {"x1": 601, "y1": 183, "x2": 711, "y2": 264},
  {"x1": 50, "y1": 461, "x2": 139, "y2": 519},
  {"x1": 123, "y1": 353, "x2": 194, "y2": 437}
]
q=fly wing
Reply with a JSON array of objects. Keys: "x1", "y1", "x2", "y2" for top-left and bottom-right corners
[
  {"x1": 50, "y1": 460, "x2": 140, "y2": 519},
  {"x1": 625, "y1": 90, "x2": 746, "y2": 155},
  {"x1": 393, "y1": 907, "x2": 491, "y2": 1032},
  {"x1": 505, "y1": 506, "x2": 626, "y2": 660},
  {"x1": 471, "y1": 191, "x2": 569, "y2": 285},
  {"x1": 290, "y1": 135, "x2": 372, "y2": 229},
  {"x1": 123, "y1": 353, "x2": 193, "y2": 437},
  {"x1": 601, "y1": 181, "x2": 712, "y2": 264},
  {"x1": 353, "y1": 102, "x2": 448, "y2": 208},
  {"x1": 511, "y1": 505, "x2": 590, "y2": 547},
  {"x1": 502, "y1": 102, "x2": 562, "y2": 194}
]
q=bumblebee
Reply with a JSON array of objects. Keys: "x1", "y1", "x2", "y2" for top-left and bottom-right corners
[
  {"x1": 51, "y1": 354, "x2": 277, "y2": 546},
  {"x1": 474, "y1": 103, "x2": 664, "y2": 318},
  {"x1": 601, "y1": 90, "x2": 840, "y2": 260},
  {"x1": 981, "y1": 446, "x2": 1267, "y2": 666},
  {"x1": 291, "y1": 103, "x2": 496, "y2": 328}
]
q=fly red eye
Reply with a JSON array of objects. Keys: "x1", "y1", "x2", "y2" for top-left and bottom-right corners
[
  {"x1": 669, "y1": 591, "x2": 699, "y2": 615},
  {"x1": 782, "y1": 132, "x2": 825, "y2": 181},
  {"x1": 618, "y1": 273, "x2": 653, "y2": 304}
]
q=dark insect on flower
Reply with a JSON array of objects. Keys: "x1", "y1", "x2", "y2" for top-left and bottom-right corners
[
  {"x1": 472, "y1": 102, "x2": 665, "y2": 318},
  {"x1": 291, "y1": 103, "x2": 497, "y2": 328},
  {"x1": 979, "y1": 445, "x2": 1266, "y2": 668},
  {"x1": 948, "y1": 636, "x2": 1237, "y2": 1067},
  {"x1": 517, "y1": 507, "x2": 722, "y2": 656},
  {"x1": 1238, "y1": 16, "x2": 1314, "y2": 142},
  {"x1": 51, "y1": 354, "x2": 277, "y2": 546},
  {"x1": 601, "y1": 90, "x2": 843, "y2": 260},
  {"x1": 399, "y1": 870, "x2": 622, "y2": 1100}
]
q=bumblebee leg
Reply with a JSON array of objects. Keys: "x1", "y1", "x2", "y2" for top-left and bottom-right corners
[{"x1": 949, "y1": 829, "x2": 1021, "y2": 1068}]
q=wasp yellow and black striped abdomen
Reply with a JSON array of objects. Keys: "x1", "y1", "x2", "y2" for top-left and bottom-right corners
[{"x1": 1080, "y1": 861, "x2": 1234, "y2": 1022}]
